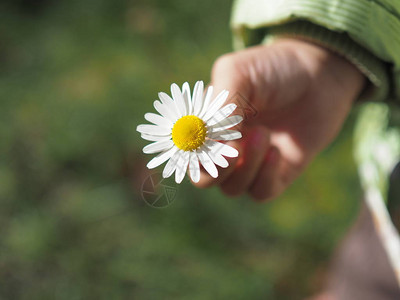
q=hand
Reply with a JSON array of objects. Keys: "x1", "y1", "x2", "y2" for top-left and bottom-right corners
[{"x1": 194, "y1": 38, "x2": 365, "y2": 201}]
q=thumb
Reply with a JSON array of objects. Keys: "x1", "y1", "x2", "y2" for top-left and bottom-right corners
[
  {"x1": 193, "y1": 54, "x2": 253, "y2": 188},
  {"x1": 211, "y1": 53, "x2": 254, "y2": 125}
]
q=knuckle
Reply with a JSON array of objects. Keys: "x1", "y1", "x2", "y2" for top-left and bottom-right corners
[
  {"x1": 249, "y1": 189, "x2": 273, "y2": 202},
  {"x1": 249, "y1": 183, "x2": 283, "y2": 202},
  {"x1": 212, "y1": 53, "x2": 239, "y2": 77},
  {"x1": 221, "y1": 184, "x2": 244, "y2": 198}
]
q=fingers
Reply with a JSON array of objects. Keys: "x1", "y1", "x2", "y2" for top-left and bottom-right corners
[
  {"x1": 219, "y1": 126, "x2": 271, "y2": 197},
  {"x1": 195, "y1": 127, "x2": 287, "y2": 202},
  {"x1": 194, "y1": 139, "x2": 242, "y2": 188},
  {"x1": 248, "y1": 146, "x2": 284, "y2": 202},
  {"x1": 194, "y1": 126, "x2": 269, "y2": 189}
]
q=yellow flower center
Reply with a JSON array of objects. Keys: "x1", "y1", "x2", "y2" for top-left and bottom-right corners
[{"x1": 172, "y1": 115, "x2": 207, "y2": 151}]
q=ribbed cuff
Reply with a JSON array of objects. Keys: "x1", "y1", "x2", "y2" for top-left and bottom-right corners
[{"x1": 261, "y1": 20, "x2": 391, "y2": 103}]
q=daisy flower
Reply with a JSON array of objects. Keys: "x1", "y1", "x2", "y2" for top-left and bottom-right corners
[{"x1": 137, "y1": 81, "x2": 243, "y2": 184}]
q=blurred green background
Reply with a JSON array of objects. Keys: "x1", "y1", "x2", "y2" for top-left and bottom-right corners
[{"x1": 0, "y1": 0, "x2": 361, "y2": 299}]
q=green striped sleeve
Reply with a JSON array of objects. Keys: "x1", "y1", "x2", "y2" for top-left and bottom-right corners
[{"x1": 231, "y1": 0, "x2": 400, "y2": 102}]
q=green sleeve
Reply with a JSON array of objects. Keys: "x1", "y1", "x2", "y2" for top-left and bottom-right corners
[{"x1": 231, "y1": 0, "x2": 400, "y2": 103}]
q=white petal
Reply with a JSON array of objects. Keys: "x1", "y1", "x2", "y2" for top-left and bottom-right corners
[
  {"x1": 182, "y1": 82, "x2": 192, "y2": 115},
  {"x1": 205, "y1": 140, "x2": 239, "y2": 158},
  {"x1": 199, "y1": 85, "x2": 214, "y2": 118},
  {"x1": 137, "y1": 124, "x2": 171, "y2": 136},
  {"x1": 141, "y1": 133, "x2": 172, "y2": 142},
  {"x1": 209, "y1": 130, "x2": 242, "y2": 141},
  {"x1": 154, "y1": 100, "x2": 178, "y2": 123},
  {"x1": 202, "y1": 145, "x2": 228, "y2": 168},
  {"x1": 158, "y1": 92, "x2": 180, "y2": 121},
  {"x1": 163, "y1": 150, "x2": 181, "y2": 178},
  {"x1": 206, "y1": 104, "x2": 237, "y2": 126},
  {"x1": 209, "y1": 115, "x2": 243, "y2": 132},
  {"x1": 175, "y1": 151, "x2": 189, "y2": 184},
  {"x1": 143, "y1": 140, "x2": 173, "y2": 154},
  {"x1": 147, "y1": 146, "x2": 178, "y2": 169},
  {"x1": 171, "y1": 83, "x2": 186, "y2": 117},
  {"x1": 188, "y1": 151, "x2": 200, "y2": 183},
  {"x1": 202, "y1": 90, "x2": 229, "y2": 121},
  {"x1": 192, "y1": 81, "x2": 204, "y2": 116},
  {"x1": 196, "y1": 149, "x2": 218, "y2": 178},
  {"x1": 144, "y1": 113, "x2": 173, "y2": 128}
]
